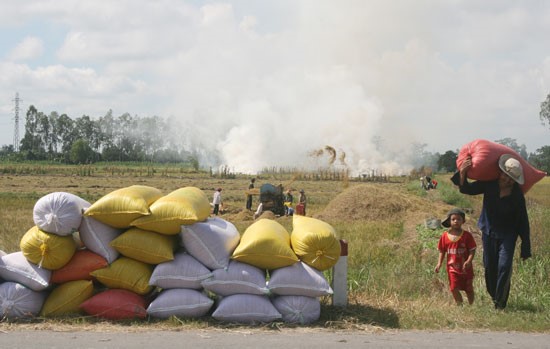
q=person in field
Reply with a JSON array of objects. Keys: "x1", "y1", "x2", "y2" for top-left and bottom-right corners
[
  {"x1": 212, "y1": 188, "x2": 223, "y2": 215},
  {"x1": 284, "y1": 190, "x2": 294, "y2": 216},
  {"x1": 297, "y1": 189, "x2": 307, "y2": 215},
  {"x1": 452, "y1": 154, "x2": 531, "y2": 309},
  {"x1": 435, "y1": 208, "x2": 477, "y2": 306},
  {"x1": 246, "y1": 178, "x2": 255, "y2": 210}
]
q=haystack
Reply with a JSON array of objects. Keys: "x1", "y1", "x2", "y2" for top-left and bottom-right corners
[
  {"x1": 315, "y1": 183, "x2": 440, "y2": 223},
  {"x1": 257, "y1": 210, "x2": 276, "y2": 220},
  {"x1": 230, "y1": 210, "x2": 254, "y2": 222}
]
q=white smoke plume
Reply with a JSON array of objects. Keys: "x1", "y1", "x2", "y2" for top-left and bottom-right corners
[{"x1": 168, "y1": 3, "x2": 413, "y2": 175}]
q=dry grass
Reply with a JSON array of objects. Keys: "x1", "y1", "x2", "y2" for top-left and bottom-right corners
[{"x1": 0, "y1": 167, "x2": 548, "y2": 332}]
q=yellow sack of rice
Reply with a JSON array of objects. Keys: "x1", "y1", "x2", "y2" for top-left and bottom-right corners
[
  {"x1": 90, "y1": 257, "x2": 153, "y2": 295},
  {"x1": 131, "y1": 187, "x2": 210, "y2": 235},
  {"x1": 232, "y1": 219, "x2": 299, "y2": 270},
  {"x1": 84, "y1": 185, "x2": 163, "y2": 229},
  {"x1": 20, "y1": 226, "x2": 77, "y2": 270},
  {"x1": 291, "y1": 215, "x2": 341, "y2": 271},
  {"x1": 40, "y1": 280, "x2": 94, "y2": 317},
  {"x1": 110, "y1": 227, "x2": 177, "y2": 264}
]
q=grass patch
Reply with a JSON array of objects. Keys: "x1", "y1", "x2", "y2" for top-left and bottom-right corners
[{"x1": 432, "y1": 177, "x2": 475, "y2": 208}]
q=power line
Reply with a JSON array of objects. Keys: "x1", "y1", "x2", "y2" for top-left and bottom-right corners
[{"x1": 13, "y1": 92, "x2": 22, "y2": 151}]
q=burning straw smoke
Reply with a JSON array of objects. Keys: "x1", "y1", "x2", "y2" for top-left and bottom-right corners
[{"x1": 170, "y1": 3, "x2": 416, "y2": 176}]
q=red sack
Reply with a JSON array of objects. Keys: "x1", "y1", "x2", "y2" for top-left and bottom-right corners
[
  {"x1": 80, "y1": 289, "x2": 147, "y2": 320},
  {"x1": 456, "y1": 139, "x2": 546, "y2": 193},
  {"x1": 295, "y1": 203, "x2": 305, "y2": 216},
  {"x1": 50, "y1": 249, "x2": 108, "y2": 284}
]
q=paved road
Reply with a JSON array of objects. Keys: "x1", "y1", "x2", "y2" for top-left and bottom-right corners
[{"x1": 1, "y1": 329, "x2": 549, "y2": 349}]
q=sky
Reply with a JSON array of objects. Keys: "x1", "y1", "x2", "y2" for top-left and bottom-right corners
[{"x1": 1, "y1": 0, "x2": 549, "y2": 174}]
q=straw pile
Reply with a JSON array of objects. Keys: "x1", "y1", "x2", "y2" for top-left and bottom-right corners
[{"x1": 315, "y1": 183, "x2": 441, "y2": 223}]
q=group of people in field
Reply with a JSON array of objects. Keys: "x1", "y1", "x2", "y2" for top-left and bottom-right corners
[
  {"x1": 246, "y1": 178, "x2": 307, "y2": 219},
  {"x1": 436, "y1": 154, "x2": 531, "y2": 309},
  {"x1": 211, "y1": 177, "x2": 307, "y2": 220},
  {"x1": 282, "y1": 188, "x2": 307, "y2": 217},
  {"x1": 420, "y1": 175, "x2": 438, "y2": 190}
]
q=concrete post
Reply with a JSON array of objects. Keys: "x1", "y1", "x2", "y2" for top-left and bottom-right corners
[{"x1": 331, "y1": 239, "x2": 348, "y2": 307}]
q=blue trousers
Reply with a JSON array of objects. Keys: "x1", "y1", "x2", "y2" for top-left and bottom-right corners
[{"x1": 482, "y1": 233, "x2": 517, "y2": 309}]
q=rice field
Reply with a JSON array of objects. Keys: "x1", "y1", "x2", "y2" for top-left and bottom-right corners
[{"x1": 0, "y1": 163, "x2": 548, "y2": 332}]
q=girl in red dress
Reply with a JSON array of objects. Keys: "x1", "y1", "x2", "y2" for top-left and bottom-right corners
[{"x1": 435, "y1": 208, "x2": 477, "y2": 305}]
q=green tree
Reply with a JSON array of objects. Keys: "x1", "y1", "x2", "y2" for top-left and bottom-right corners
[
  {"x1": 36, "y1": 111, "x2": 53, "y2": 158},
  {"x1": 56, "y1": 113, "x2": 76, "y2": 154},
  {"x1": 70, "y1": 139, "x2": 95, "y2": 164},
  {"x1": 20, "y1": 105, "x2": 47, "y2": 159},
  {"x1": 47, "y1": 112, "x2": 60, "y2": 155},
  {"x1": 437, "y1": 150, "x2": 458, "y2": 172},
  {"x1": 101, "y1": 145, "x2": 123, "y2": 162},
  {"x1": 494, "y1": 138, "x2": 528, "y2": 159},
  {"x1": 529, "y1": 146, "x2": 550, "y2": 173},
  {"x1": 74, "y1": 115, "x2": 101, "y2": 161},
  {"x1": 114, "y1": 113, "x2": 144, "y2": 161},
  {"x1": 98, "y1": 109, "x2": 116, "y2": 150},
  {"x1": 540, "y1": 93, "x2": 550, "y2": 129}
]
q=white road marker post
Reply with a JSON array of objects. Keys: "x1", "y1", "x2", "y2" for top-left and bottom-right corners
[{"x1": 331, "y1": 239, "x2": 348, "y2": 307}]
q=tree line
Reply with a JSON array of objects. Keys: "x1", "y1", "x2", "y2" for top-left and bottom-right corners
[
  {"x1": 0, "y1": 105, "x2": 549, "y2": 174},
  {"x1": 0, "y1": 106, "x2": 198, "y2": 166}
]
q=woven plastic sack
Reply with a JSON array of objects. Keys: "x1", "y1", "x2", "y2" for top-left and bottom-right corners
[
  {"x1": 0, "y1": 252, "x2": 51, "y2": 291},
  {"x1": 40, "y1": 280, "x2": 94, "y2": 317},
  {"x1": 20, "y1": 226, "x2": 77, "y2": 270},
  {"x1": 291, "y1": 215, "x2": 340, "y2": 271},
  {"x1": 90, "y1": 257, "x2": 153, "y2": 295},
  {"x1": 110, "y1": 227, "x2": 177, "y2": 264},
  {"x1": 201, "y1": 260, "x2": 268, "y2": 296},
  {"x1": 267, "y1": 261, "x2": 333, "y2": 297},
  {"x1": 0, "y1": 282, "x2": 47, "y2": 319},
  {"x1": 211, "y1": 294, "x2": 281, "y2": 324},
  {"x1": 147, "y1": 289, "x2": 214, "y2": 319},
  {"x1": 79, "y1": 216, "x2": 122, "y2": 263},
  {"x1": 181, "y1": 217, "x2": 240, "y2": 270},
  {"x1": 33, "y1": 192, "x2": 90, "y2": 236},
  {"x1": 456, "y1": 139, "x2": 547, "y2": 193},
  {"x1": 131, "y1": 187, "x2": 211, "y2": 234},
  {"x1": 272, "y1": 295, "x2": 321, "y2": 324},
  {"x1": 84, "y1": 185, "x2": 163, "y2": 228},
  {"x1": 80, "y1": 289, "x2": 147, "y2": 320},
  {"x1": 149, "y1": 252, "x2": 212, "y2": 290},
  {"x1": 232, "y1": 219, "x2": 299, "y2": 270},
  {"x1": 50, "y1": 250, "x2": 108, "y2": 284}
]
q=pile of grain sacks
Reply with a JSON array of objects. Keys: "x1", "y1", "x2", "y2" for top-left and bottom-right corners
[{"x1": 0, "y1": 185, "x2": 341, "y2": 325}]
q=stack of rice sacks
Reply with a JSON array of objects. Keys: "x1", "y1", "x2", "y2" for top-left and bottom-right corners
[
  {"x1": 0, "y1": 185, "x2": 341, "y2": 325},
  {"x1": 81, "y1": 185, "x2": 212, "y2": 320},
  {"x1": 0, "y1": 192, "x2": 93, "y2": 319},
  {"x1": 219, "y1": 215, "x2": 340, "y2": 324}
]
